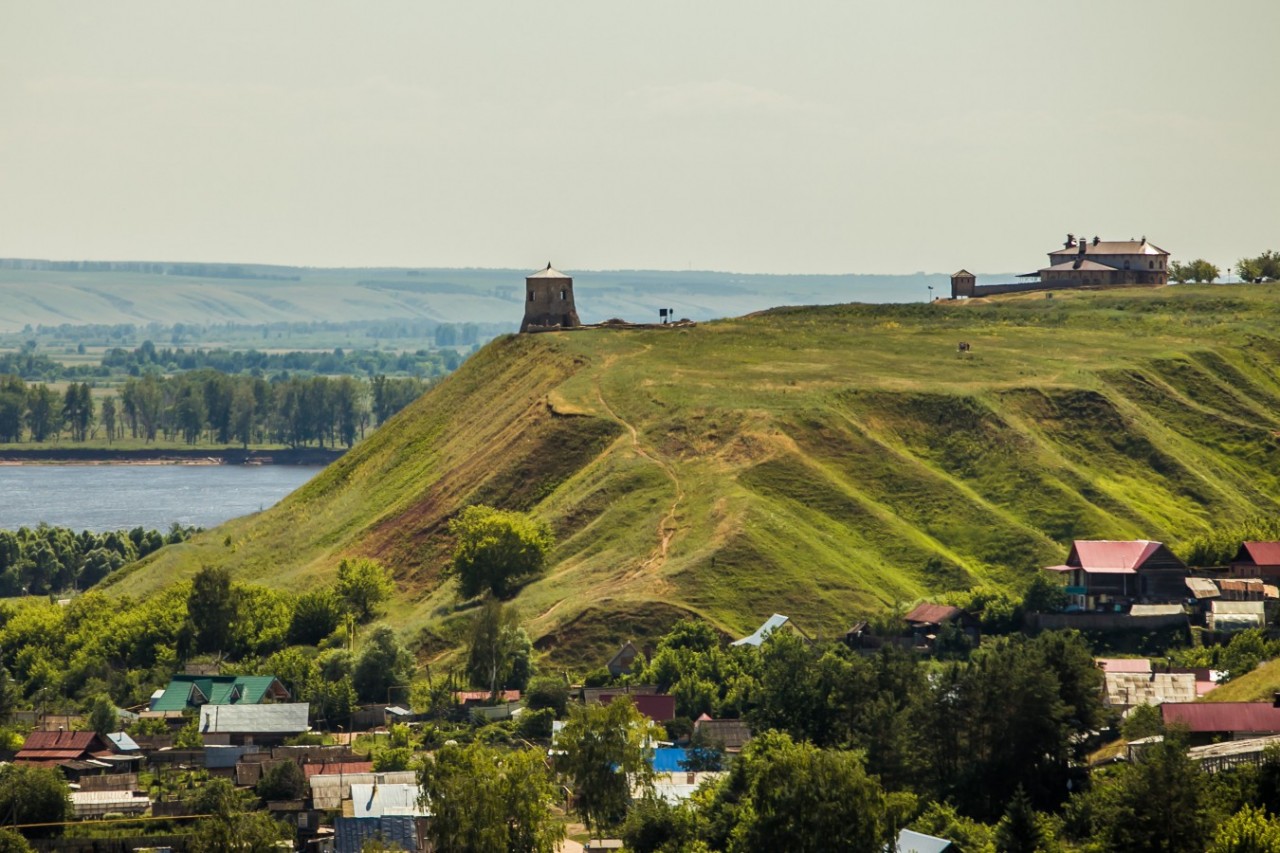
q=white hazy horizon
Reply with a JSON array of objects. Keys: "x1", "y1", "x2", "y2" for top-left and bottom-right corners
[{"x1": 2, "y1": 1, "x2": 1277, "y2": 276}]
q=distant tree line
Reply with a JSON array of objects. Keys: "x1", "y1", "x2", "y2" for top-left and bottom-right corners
[
  {"x1": 1238, "y1": 250, "x2": 1280, "y2": 284},
  {"x1": 0, "y1": 371, "x2": 428, "y2": 447},
  {"x1": 0, "y1": 523, "x2": 196, "y2": 596},
  {"x1": 0, "y1": 340, "x2": 466, "y2": 383},
  {"x1": 7, "y1": 318, "x2": 507, "y2": 351}
]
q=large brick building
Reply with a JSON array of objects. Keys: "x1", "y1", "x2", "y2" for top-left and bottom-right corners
[{"x1": 952, "y1": 234, "x2": 1169, "y2": 298}]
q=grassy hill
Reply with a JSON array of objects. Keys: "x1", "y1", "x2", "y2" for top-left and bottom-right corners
[{"x1": 104, "y1": 285, "x2": 1280, "y2": 668}]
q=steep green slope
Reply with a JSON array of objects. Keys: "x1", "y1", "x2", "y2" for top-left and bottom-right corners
[{"x1": 106, "y1": 285, "x2": 1280, "y2": 666}]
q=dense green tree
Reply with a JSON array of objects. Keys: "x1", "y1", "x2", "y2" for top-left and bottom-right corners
[
  {"x1": 0, "y1": 828, "x2": 35, "y2": 853},
  {"x1": 353, "y1": 626, "x2": 414, "y2": 703},
  {"x1": 0, "y1": 377, "x2": 25, "y2": 443},
  {"x1": 467, "y1": 597, "x2": 527, "y2": 697},
  {"x1": 187, "y1": 809, "x2": 293, "y2": 852},
  {"x1": 1237, "y1": 251, "x2": 1280, "y2": 284},
  {"x1": 420, "y1": 741, "x2": 564, "y2": 853},
  {"x1": 335, "y1": 557, "x2": 394, "y2": 623},
  {"x1": 310, "y1": 675, "x2": 358, "y2": 729},
  {"x1": 24, "y1": 384, "x2": 59, "y2": 442},
  {"x1": 525, "y1": 675, "x2": 570, "y2": 716},
  {"x1": 0, "y1": 764, "x2": 71, "y2": 837},
  {"x1": 1170, "y1": 258, "x2": 1222, "y2": 284},
  {"x1": 86, "y1": 694, "x2": 117, "y2": 736},
  {"x1": 1209, "y1": 805, "x2": 1280, "y2": 853},
  {"x1": 257, "y1": 759, "x2": 306, "y2": 801},
  {"x1": 60, "y1": 383, "x2": 93, "y2": 442},
  {"x1": 702, "y1": 731, "x2": 892, "y2": 853},
  {"x1": 622, "y1": 795, "x2": 706, "y2": 853},
  {"x1": 288, "y1": 587, "x2": 343, "y2": 645},
  {"x1": 184, "y1": 565, "x2": 236, "y2": 655},
  {"x1": 994, "y1": 787, "x2": 1052, "y2": 853},
  {"x1": 100, "y1": 395, "x2": 117, "y2": 442},
  {"x1": 557, "y1": 697, "x2": 661, "y2": 834},
  {"x1": 1083, "y1": 733, "x2": 1211, "y2": 853},
  {"x1": 448, "y1": 505, "x2": 553, "y2": 598}
]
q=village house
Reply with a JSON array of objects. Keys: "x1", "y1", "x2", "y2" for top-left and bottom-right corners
[
  {"x1": 952, "y1": 234, "x2": 1169, "y2": 299},
  {"x1": 606, "y1": 641, "x2": 641, "y2": 678},
  {"x1": 1231, "y1": 542, "x2": 1280, "y2": 579},
  {"x1": 694, "y1": 714, "x2": 753, "y2": 754},
  {"x1": 902, "y1": 602, "x2": 980, "y2": 651},
  {"x1": 148, "y1": 673, "x2": 291, "y2": 715},
  {"x1": 14, "y1": 730, "x2": 139, "y2": 781},
  {"x1": 1043, "y1": 539, "x2": 1187, "y2": 611},
  {"x1": 199, "y1": 702, "x2": 310, "y2": 747},
  {"x1": 1161, "y1": 701, "x2": 1280, "y2": 743}
]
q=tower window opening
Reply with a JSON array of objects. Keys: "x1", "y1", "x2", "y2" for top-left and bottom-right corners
[
  {"x1": 528, "y1": 290, "x2": 534, "y2": 301},
  {"x1": 560, "y1": 289, "x2": 566, "y2": 300}
]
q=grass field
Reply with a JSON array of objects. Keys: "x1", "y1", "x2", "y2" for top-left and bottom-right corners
[{"x1": 102, "y1": 284, "x2": 1280, "y2": 667}]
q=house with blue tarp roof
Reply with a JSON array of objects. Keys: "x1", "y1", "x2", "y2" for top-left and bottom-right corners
[{"x1": 149, "y1": 674, "x2": 290, "y2": 712}]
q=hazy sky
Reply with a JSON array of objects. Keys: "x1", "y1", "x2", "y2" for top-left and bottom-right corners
[{"x1": 2, "y1": 1, "x2": 1276, "y2": 275}]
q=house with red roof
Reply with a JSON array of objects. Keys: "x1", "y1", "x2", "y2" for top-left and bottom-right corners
[
  {"x1": 1161, "y1": 702, "x2": 1280, "y2": 744},
  {"x1": 15, "y1": 730, "x2": 138, "y2": 780},
  {"x1": 1231, "y1": 542, "x2": 1280, "y2": 580},
  {"x1": 1043, "y1": 540, "x2": 1187, "y2": 611}
]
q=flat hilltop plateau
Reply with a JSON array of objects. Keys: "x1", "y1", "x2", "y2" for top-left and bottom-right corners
[{"x1": 105, "y1": 285, "x2": 1280, "y2": 666}]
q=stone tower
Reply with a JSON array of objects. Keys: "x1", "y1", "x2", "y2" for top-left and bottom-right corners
[
  {"x1": 520, "y1": 263, "x2": 581, "y2": 332},
  {"x1": 950, "y1": 269, "x2": 976, "y2": 299}
]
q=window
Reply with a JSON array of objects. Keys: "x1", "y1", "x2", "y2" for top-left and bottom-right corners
[
  {"x1": 560, "y1": 289, "x2": 566, "y2": 300},
  {"x1": 1148, "y1": 261, "x2": 1154, "y2": 269},
  {"x1": 528, "y1": 291, "x2": 534, "y2": 301}
]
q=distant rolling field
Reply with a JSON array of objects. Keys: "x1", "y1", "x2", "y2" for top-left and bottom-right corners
[{"x1": 0, "y1": 261, "x2": 945, "y2": 332}]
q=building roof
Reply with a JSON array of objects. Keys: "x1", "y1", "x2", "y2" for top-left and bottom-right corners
[
  {"x1": 1211, "y1": 600, "x2": 1266, "y2": 615},
  {"x1": 528, "y1": 263, "x2": 570, "y2": 279},
  {"x1": 1162, "y1": 702, "x2": 1280, "y2": 733},
  {"x1": 348, "y1": 783, "x2": 427, "y2": 818},
  {"x1": 644, "y1": 771, "x2": 726, "y2": 805},
  {"x1": 897, "y1": 828, "x2": 954, "y2": 853},
  {"x1": 1096, "y1": 658, "x2": 1153, "y2": 674},
  {"x1": 1048, "y1": 239, "x2": 1168, "y2": 257},
  {"x1": 106, "y1": 732, "x2": 141, "y2": 752},
  {"x1": 1040, "y1": 259, "x2": 1121, "y2": 273},
  {"x1": 454, "y1": 690, "x2": 521, "y2": 704},
  {"x1": 335, "y1": 816, "x2": 420, "y2": 853},
  {"x1": 1046, "y1": 540, "x2": 1184, "y2": 575},
  {"x1": 1104, "y1": 672, "x2": 1197, "y2": 707},
  {"x1": 310, "y1": 771, "x2": 418, "y2": 811},
  {"x1": 731, "y1": 613, "x2": 806, "y2": 647},
  {"x1": 952, "y1": 269, "x2": 974, "y2": 277},
  {"x1": 303, "y1": 762, "x2": 374, "y2": 779},
  {"x1": 16, "y1": 731, "x2": 114, "y2": 762},
  {"x1": 1129, "y1": 604, "x2": 1185, "y2": 617},
  {"x1": 1237, "y1": 542, "x2": 1280, "y2": 567},
  {"x1": 199, "y1": 702, "x2": 310, "y2": 734},
  {"x1": 1186, "y1": 577, "x2": 1221, "y2": 599},
  {"x1": 598, "y1": 693, "x2": 676, "y2": 722},
  {"x1": 150, "y1": 674, "x2": 289, "y2": 712},
  {"x1": 904, "y1": 603, "x2": 963, "y2": 626},
  {"x1": 694, "y1": 718, "x2": 753, "y2": 751}
]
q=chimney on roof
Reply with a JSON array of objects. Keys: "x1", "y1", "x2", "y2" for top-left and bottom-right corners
[
  {"x1": 1065, "y1": 233, "x2": 1075, "y2": 248},
  {"x1": 1092, "y1": 235, "x2": 1100, "y2": 246},
  {"x1": 1141, "y1": 236, "x2": 1146, "y2": 245},
  {"x1": 1078, "y1": 237, "x2": 1086, "y2": 256}
]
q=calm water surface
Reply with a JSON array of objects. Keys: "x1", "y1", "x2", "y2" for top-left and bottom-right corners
[{"x1": 0, "y1": 465, "x2": 323, "y2": 531}]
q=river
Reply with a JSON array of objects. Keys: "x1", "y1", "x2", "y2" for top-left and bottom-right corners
[{"x1": 0, "y1": 464, "x2": 324, "y2": 532}]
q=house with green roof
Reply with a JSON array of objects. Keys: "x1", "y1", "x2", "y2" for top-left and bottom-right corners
[{"x1": 149, "y1": 675, "x2": 290, "y2": 713}]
